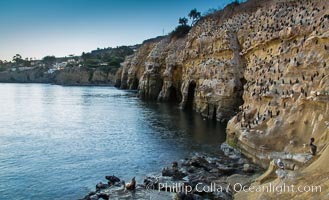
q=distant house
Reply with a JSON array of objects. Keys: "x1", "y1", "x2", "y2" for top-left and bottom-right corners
[
  {"x1": 67, "y1": 59, "x2": 76, "y2": 63},
  {"x1": 47, "y1": 69, "x2": 56, "y2": 74},
  {"x1": 53, "y1": 62, "x2": 67, "y2": 70}
]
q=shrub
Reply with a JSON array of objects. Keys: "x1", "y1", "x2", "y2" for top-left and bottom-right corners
[{"x1": 170, "y1": 25, "x2": 191, "y2": 38}]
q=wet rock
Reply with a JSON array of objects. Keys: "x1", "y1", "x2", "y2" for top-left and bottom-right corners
[
  {"x1": 144, "y1": 176, "x2": 159, "y2": 190},
  {"x1": 209, "y1": 168, "x2": 220, "y2": 173},
  {"x1": 79, "y1": 192, "x2": 96, "y2": 200},
  {"x1": 105, "y1": 175, "x2": 120, "y2": 185},
  {"x1": 187, "y1": 156, "x2": 215, "y2": 171},
  {"x1": 97, "y1": 192, "x2": 109, "y2": 200},
  {"x1": 186, "y1": 166, "x2": 196, "y2": 173},
  {"x1": 216, "y1": 163, "x2": 236, "y2": 175},
  {"x1": 89, "y1": 194, "x2": 99, "y2": 200},
  {"x1": 174, "y1": 192, "x2": 202, "y2": 200},
  {"x1": 82, "y1": 152, "x2": 261, "y2": 200},
  {"x1": 162, "y1": 167, "x2": 187, "y2": 180},
  {"x1": 96, "y1": 182, "x2": 109, "y2": 191},
  {"x1": 189, "y1": 156, "x2": 209, "y2": 167},
  {"x1": 188, "y1": 174, "x2": 211, "y2": 188},
  {"x1": 237, "y1": 158, "x2": 248, "y2": 165},
  {"x1": 162, "y1": 167, "x2": 175, "y2": 176}
]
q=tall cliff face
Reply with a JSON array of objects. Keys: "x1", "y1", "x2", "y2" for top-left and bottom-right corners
[
  {"x1": 119, "y1": 38, "x2": 162, "y2": 90},
  {"x1": 117, "y1": 0, "x2": 329, "y2": 169},
  {"x1": 226, "y1": 0, "x2": 329, "y2": 168},
  {"x1": 118, "y1": 6, "x2": 249, "y2": 121}
]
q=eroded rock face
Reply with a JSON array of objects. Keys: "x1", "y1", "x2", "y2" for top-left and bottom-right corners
[
  {"x1": 226, "y1": 0, "x2": 329, "y2": 167},
  {"x1": 117, "y1": 0, "x2": 329, "y2": 167},
  {"x1": 54, "y1": 67, "x2": 116, "y2": 85},
  {"x1": 54, "y1": 67, "x2": 92, "y2": 85},
  {"x1": 119, "y1": 39, "x2": 160, "y2": 90},
  {"x1": 117, "y1": 12, "x2": 246, "y2": 121}
]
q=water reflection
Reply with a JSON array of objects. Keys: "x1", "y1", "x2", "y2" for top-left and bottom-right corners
[
  {"x1": 141, "y1": 102, "x2": 226, "y2": 146},
  {"x1": 0, "y1": 84, "x2": 226, "y2": 200}
]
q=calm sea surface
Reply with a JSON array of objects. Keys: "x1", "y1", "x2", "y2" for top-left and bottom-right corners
[{"x1": 0, "y1": 83, "x2": 226, "y2": 199}]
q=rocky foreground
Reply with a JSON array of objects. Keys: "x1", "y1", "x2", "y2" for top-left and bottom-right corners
[{"x1": 80, "y1": 144, "x2": 262, "y2": 200}]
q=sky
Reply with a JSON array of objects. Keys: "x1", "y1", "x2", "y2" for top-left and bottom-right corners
[{"x1": 0, "y1": 0, "x2": 235, "y2": 61}]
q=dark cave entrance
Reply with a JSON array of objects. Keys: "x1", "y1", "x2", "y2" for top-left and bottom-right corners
[
  {"x1": 168, "y1": 86, "x2": 179, "y2": 103},
  {"x1": 131, "y1": 78, "x2": 139, "y2": 90},
  {"x1": 212, "y1": 106, "x2": 217, "y2": 121},
  {"x1": 185, "y1": 81, "x2": 196, "y2": 110}
]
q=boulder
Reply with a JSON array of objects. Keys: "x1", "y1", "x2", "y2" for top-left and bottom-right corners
[
  {"x1": 105, "y1": 175, "x2": 120, "y2": 185},
  {"x1": 96, "y1": 182, "x2": 109, "y2": 191}
]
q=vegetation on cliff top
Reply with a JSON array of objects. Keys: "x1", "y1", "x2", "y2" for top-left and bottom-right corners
[
  {"x1": 81, "y1": 46, "x2": 134, "y2": 74},
  {"x1": 170, "y1": 8, "x2": 201, "y2": 38}
]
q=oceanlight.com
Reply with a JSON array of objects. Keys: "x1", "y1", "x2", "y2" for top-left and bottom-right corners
[{"x1": 157, "y1": 182, "x2": 322, "y2": 194}]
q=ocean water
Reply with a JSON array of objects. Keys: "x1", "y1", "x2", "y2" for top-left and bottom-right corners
[{"x1": 0, "y1": 83, "x2": 226, "y2": 200}]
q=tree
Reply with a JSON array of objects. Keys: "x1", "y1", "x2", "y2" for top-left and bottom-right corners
[
  {"x1": 233, "y1": 0, "x2": 240, "y2": 5},
  {"x1": 188, "y1": 9, "x2": 201, "y2": 25},
  {"x1": 81, "y1": 52, "x2": 93, "y2": 62},
  {"x1": 23, "y1": 57, "x2": 31, "y2": 67},
  {"x1": 179, "y1": 17, "x2": 188, "y2": 26},
  {"x1": 42, "y1": 56, "x2": 56, "y2": 66},
  {"x1": 12, "y1": 54, "x2": 23, "y2": 64}
]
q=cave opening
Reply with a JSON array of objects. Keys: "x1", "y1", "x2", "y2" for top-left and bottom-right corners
[
  {"x1": 186, "y1": 81, "x2": 196, "y2": 110},
  {"x1": 131, "y1": 78, "x2": 139, "y2": 90},
  {"x1": 168, "y1": 86, "x2": 179, "y2": 103},
  {"x1": 240, "y1": 77, "x2": 247, "y2": 87},
  {"x1": 212, "y1": 106, "x2": 217, "y2": 121}
]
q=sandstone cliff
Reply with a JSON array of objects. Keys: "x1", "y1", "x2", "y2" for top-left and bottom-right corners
[
  {"x1": 226, "y1": 0, "x2": 329, "y2": 168},
  {"x1": 53, "y1": 67, "x2": 115, "y2": 85},
  {"x1": 116, "y1": 0, "x2": 329, "y2": 198}
]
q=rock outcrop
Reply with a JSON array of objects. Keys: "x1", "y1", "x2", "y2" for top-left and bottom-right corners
[{"x1": 81, "y1": 151, "x2": 262, "y2": 200}]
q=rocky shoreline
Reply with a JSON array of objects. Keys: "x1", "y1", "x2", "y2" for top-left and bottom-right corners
[{"x1": 80, "y1": 143, "x2": 263, "y2": 200}]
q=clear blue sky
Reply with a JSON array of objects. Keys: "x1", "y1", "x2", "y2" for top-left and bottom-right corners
[{"x1": 0, "y1": 0, "x2": 235, "y2": 61}]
